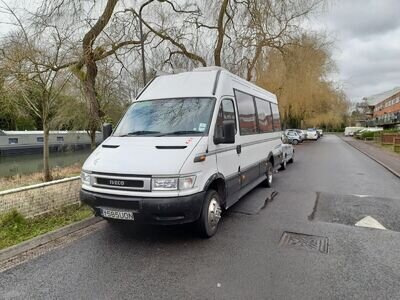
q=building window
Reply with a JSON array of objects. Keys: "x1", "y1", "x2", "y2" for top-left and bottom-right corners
[
  {"x1": 57, "y1": 136, "x2": 64, "y2": 142},
  {"x1": 235, "y1": 90, "x2": 257, "y2": 135},
  {"x1": 37, "y1": 137, "x2": 44, "y2": 143},
  {"x1": 8, "y1": 138, "x2": 18, "y2": 144},
  {"x1": 255, "y1": 98, "x2": 273, "y2": 133}
]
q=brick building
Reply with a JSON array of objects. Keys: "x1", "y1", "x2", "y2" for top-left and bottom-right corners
[{"x1": 364, "y1": 87, "x2": 400, "y2": 128}]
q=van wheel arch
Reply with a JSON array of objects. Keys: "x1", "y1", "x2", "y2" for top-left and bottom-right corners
[
  {"x1": 203, "y1": 174, "x2": 226, "y2": 207},
  {"x1": 267, "y1": 152, "x2": 275, "y2": 168}
]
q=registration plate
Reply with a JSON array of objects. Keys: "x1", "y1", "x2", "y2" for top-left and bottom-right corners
[{"x1": 100, "y1": 208, "x2": 135, "y2": 220}]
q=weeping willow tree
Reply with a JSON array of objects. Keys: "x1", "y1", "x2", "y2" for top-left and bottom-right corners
[{"x1": 256, "y1": 34, "x2": 349, "y2": 130}]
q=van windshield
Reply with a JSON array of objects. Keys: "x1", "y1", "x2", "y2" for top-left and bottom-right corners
[{"x1": 113, "y1": 97, "x2": 215, "y2": 137}]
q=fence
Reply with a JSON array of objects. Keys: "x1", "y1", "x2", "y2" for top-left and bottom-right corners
[
  {"x1": 0, "y1": 176, "x2": 81, "y2": 218},
  {"x1": 394, "y1": 138, "x2": 400, "y2": 153},
  {"x1": 381, "y1": 133, "x2": 400, "y2": 145}
]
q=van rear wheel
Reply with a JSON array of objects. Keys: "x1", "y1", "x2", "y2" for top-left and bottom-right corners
[
  {"x1": 196, "y1": 189, "x2": 222, "y2": 238},
  {"x1": 280, "y1": 159, "x2": 287, "y2": 170},
  {"x1": 260, "y1": 161, "x2": 273, "y2": 188}
]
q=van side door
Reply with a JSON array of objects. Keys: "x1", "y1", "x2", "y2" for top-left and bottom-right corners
[
  {"x1": 215, "y1": 98, "x2": 240, "y2": 208},
  {"x1": 234, "y1": 90, "x2": 263, "y2": 191}
]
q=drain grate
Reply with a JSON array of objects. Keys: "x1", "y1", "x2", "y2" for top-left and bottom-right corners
[{"x1": 279, "y1": 232, "x2": 329, "y2": 254}]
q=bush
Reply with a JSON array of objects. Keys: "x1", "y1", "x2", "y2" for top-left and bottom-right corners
[
  {"x1": 0, "y1": 209, "x2": 26, "y2": 227},
  {"x1": 360, "y1": 131, "x2": 375, "y2": 140}
]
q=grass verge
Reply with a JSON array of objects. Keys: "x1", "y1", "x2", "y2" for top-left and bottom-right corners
[
  {"x1": 0, "y1": 163, "x2": 81, "y2": 192},
  {"x1": 0, "y1": 204, "x2": 93, "y2": 250}
]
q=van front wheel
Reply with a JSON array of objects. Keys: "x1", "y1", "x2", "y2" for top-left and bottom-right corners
[{"x1": 196, "y1": 189, "x2": 222, "y2": 238}]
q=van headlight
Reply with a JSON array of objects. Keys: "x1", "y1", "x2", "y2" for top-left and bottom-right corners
[
  {"x1": 81, "y1": 171, "x2": 91, "y2": 185},
  {"x1": 152, "y1": 178, "x2": 178, "y2": 190},
  {"x1": 152, "y1": 175, "x2": 196, "y2": 191}
]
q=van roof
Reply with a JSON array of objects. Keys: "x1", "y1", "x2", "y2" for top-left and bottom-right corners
[
  {"x1": 136, "y1": 67, "x2": 277, "y2": 102},
  {"x1": 137, "y1": 70, "x2": 219, "y2": 101}
]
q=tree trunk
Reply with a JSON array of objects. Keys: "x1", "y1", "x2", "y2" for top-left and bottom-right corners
[
  {"x1": 80, "y1": 0, "x2": 118, "y2": 149},
  {"x1": 82, "y1": 67, "x2": 100, "y2": 150},
  {"x1": 43, "y1": 120, "x2": 52, "y2": 181},
  {"x1": 247, "y1": 43, "x2": 263, "y2": 81},
  {"x1": 214, "y1": 0, "x2": 229, "y2": 66}
]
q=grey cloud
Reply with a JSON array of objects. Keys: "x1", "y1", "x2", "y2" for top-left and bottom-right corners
[
  {"x1": 323, "y1": 0, "x2": 400, "y2": 38},
  {"x1": 311, "y1": 1, "x2": 400, "y2": 102}
]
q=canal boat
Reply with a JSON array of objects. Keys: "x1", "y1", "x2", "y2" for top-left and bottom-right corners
[{"x1": 0, "y1": 130, "x2": 102, "y2": 156}]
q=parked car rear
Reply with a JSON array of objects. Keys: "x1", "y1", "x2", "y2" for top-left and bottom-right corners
[
  {"x1": 306, "y1": 128, "x2": 319, "y2": 140},
  {"x1": 285, "y1": 129, "x2": 305, "y2": 142},
  {"x1": 286, "y1": 131, "x2": 302, "y2": 144}
]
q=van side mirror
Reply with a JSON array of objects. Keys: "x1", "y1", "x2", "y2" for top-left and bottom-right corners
[
  {"x1": 214, "y1": 120, "x2": 235, "y2": 144},
  {"x1": 102, "y1": 123, "x2": 113, "y2": 140}
]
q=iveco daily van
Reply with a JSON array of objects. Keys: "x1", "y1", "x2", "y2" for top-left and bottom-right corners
[{"x1": 80, "y1": 67, "x2": 283, "y2": 237}]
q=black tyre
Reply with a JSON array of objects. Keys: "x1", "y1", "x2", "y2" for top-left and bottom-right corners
[
  {"x1": 292, "y1": 139, "x2": 299, "y2": 145},
  {"x1": 260, "y1": 161, "x2": 274, "y2": 188},
  {"x1": 280, "y1": 159, "x2": 287, "y2": 170},
  {"x1": 196, "y1": 189, "x2": 222, "y2": 238}
]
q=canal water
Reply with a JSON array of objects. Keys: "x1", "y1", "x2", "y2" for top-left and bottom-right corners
[{"x1": 0, "y1": 150, "x2": 92, "y2": 177}]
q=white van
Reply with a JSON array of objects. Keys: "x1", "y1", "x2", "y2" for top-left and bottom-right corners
[
  {"x1": 80, "y1": 67, "x2": 283, "y2": 237},
  {"x1": 344, "y1": 127, "x2": 365, "y2": 136}
]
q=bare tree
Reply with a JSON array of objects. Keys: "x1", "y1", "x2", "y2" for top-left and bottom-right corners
[
  {"x1": 0, "y1": 1, "x2": 72, "y2": 180},
  {"x1": 16, "y1": 0, "x2": 143, "y2": 148},
  {"x1": 125, "y1": 0, "x2": 322, "y2": 80}
]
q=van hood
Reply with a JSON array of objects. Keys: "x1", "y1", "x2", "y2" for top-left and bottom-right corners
[{"x1": 83, "y1": 136, "x2": 204, "y2": 175}]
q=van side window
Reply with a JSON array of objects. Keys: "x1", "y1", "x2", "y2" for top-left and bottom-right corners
[
  {"x1": 255, "y1": 98, "x2": 273, "y2": 133},
  {"x1": 216, "y1": 99, "x2": 237, "y2": 135},
  {"x1": 234, "y1": 90, "x2": 257, "y2": 135},
  {"x1": 270, "y1": 103, "x2": 282, "y2": 131}
]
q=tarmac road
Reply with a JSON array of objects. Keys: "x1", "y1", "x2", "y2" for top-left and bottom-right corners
[{"x1": 1, "y1": 134, "x2": 400, "y2": 299}]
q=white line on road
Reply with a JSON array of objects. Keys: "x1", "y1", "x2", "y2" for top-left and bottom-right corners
[{"x1": 355, "y1": 216, "x2": 386, "y2": 230}]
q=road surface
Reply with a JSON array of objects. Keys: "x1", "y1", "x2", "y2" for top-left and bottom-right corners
[{"x1": 1, "y1": 135, "x2": 400, "y2": 299}]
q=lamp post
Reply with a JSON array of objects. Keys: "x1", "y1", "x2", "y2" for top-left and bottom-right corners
[{"x1": 139, "y1": 0, "x2": 155, "y2": 86}]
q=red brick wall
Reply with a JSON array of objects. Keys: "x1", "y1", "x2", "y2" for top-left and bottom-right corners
[{"x1": 373, "y1": 91, "x2": 400, "y2": 118}]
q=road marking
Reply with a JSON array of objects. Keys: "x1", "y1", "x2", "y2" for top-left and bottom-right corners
[
  {"x1": 352, "y1": 194, "x2": 371, "y2": 198},
  {"x1": 355, "y1": 216, "x2": 386, "y2": 230}
]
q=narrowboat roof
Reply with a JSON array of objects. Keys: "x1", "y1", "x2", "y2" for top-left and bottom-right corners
[{"x1": 1, "y1": 131, "x2": 99, "y2": 135}]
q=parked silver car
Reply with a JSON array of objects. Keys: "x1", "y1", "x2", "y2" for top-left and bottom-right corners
[
  {"x1": 285, "y1": 129, "x2": 305, "y2": 142},
  {"x1": 278, "y1": 136, "x2": 295, "y2": 170},
  {"x1": 286, "y1": 131, "x2": 302, "y2": 145}
]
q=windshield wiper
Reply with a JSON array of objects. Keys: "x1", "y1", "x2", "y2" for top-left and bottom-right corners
[
  {"x1": 119, "y1": 130, "x2": 160, "y2": 136},
  {"x1": 157, "y1": 130, "x2": 203, "y2": 136}
]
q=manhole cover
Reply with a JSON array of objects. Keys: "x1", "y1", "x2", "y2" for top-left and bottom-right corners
[{"x1": 279, "y1": 232, "x2": 329, "y2": 254}]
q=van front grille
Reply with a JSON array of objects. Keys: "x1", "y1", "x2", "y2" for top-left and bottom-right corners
[{"x1": 92, "y1": 174, "x2": 151, "y2": 191}]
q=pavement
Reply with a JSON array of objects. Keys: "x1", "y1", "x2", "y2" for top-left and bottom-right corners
[
  {"x1": 342, "y1": 136, "x2": 400, "y2": 178},
  {"x1": 1, "y1": 135, "x2": 400, "y2": 300}
]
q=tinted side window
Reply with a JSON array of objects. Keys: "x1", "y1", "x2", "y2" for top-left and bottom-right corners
[
  {"x1": 215, "y1": 99, "x2": 237, "y2": 136},
  {"x1": 271, "y1": 103, "x2": 282, "y2": 131},
  {"x1": 235, "y1": 90, "x2": 257, "y2": 135},
  {"x1": 255, "y1": 98, "x2": 273, "y2": 133}
]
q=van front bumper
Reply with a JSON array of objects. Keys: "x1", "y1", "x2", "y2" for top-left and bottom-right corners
[{"x1": 80, "y1": 189, "x2": 205, "y2": 225}]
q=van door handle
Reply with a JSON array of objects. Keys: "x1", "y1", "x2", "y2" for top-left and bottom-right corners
[{"x1": 236, "y1": 145, "x2": 241, "y2": 154}]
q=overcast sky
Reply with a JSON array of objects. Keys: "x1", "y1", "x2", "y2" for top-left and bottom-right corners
[{"x1": 308, "y1": 0, "x2": 400, "y2": 102}]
